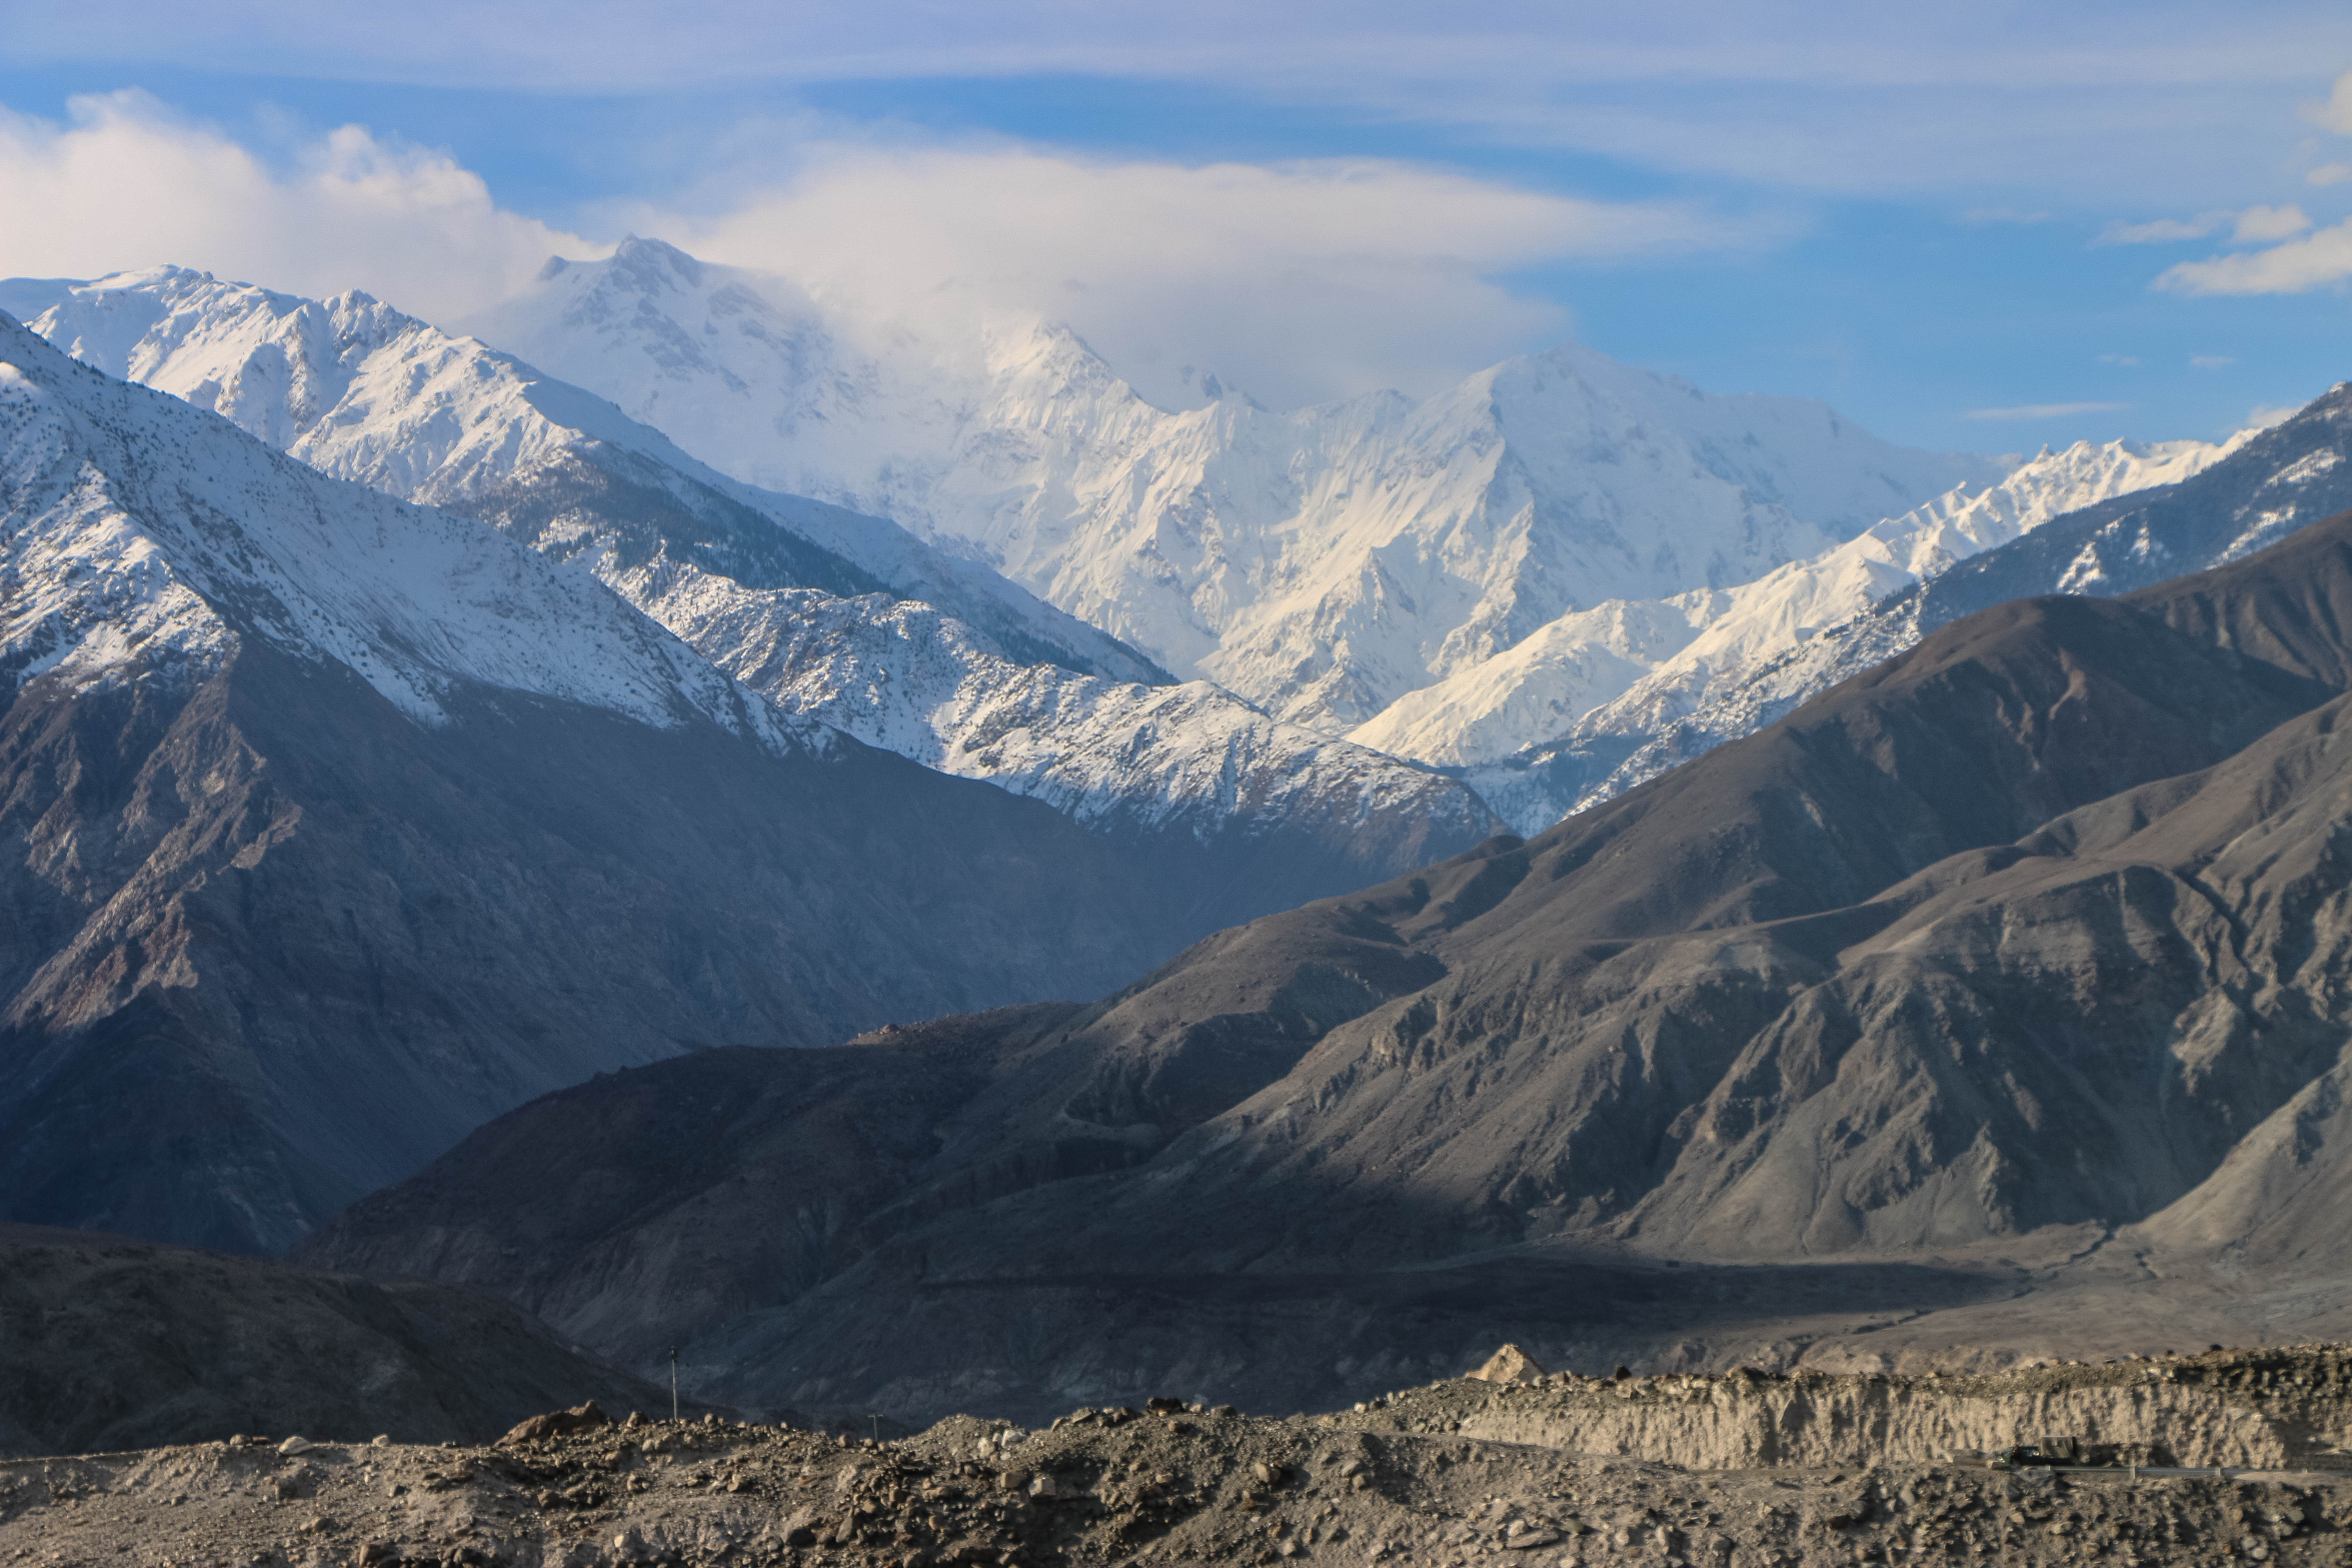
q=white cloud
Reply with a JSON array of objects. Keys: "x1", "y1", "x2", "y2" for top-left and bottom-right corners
[
  {"x1": 0, "y1": 92, "x2": 592, "y2": 324},
  {"x1": 2305, "y1": 69, "x2": 2352, "y2": 134},
  {"x1": 626, "y1": 142, "x2": 1760, "y2": 407},
  {"x1": 2247, "y1": 403, "x2": 2300, "y2": 428},
  {"x1": 2190, "y1": 354, "x2": 2236, "y2": 368},
  {"x1": 2097, "y1": 205, "x2": 2308, "y2": 247},
  {"x1": 0, "y1": 93, "x2": 1757, "y2": 409},
  {"x1": 2309, "y1": 162, "x2": 2352, "y2": 186},
  {"x1": 2157, "y1": 217, "x2": 2352, "y2": 294},
  {"x1": 2097, "y1": 353, "x2": 2141, "y2": 365},
  {"x1": 2233, "y1": 204, "x2": 2312, "y2": 242},
  {"x1": 2097, "y1": 213, "x2": 2229, "y2": 245},
  {"x1": 1965, "y1": 401, "x2": 2129, "y2": 420},
  {"x1": 9, "y1": 3, "x2": 2352, "y2": 207}
]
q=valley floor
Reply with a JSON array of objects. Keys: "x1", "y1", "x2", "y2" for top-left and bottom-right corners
[{"x1": 10, "y1": 1348, "x2": 2352, "y2": 1567}]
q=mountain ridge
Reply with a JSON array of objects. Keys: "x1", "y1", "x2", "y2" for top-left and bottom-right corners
[
  {"x1": 462, "y1": 237, "x2": 2006, "y2": 736},
  {"x1": 297, "y1": 506, "x2": 2352, "y2": 1420},
  {"x1": 0, "y1": 316, "x2": 1253, "y2": 1254}
]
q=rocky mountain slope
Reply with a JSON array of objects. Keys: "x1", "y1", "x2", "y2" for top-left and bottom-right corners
[
  {"x1": 3, "y1": 269, "x2": 1502, "y2": 922},
  {"x1": 1470, "y1": 383, "x2": 2352, "y2": 830},
  {"x1": 462, "y1": 237, "x2": 2004, "y2": 735},
  {"x1": 301, "y1": 507, "x2": 2352, "y2": 1423},
  {"x1": 0, "y1": 317, "x2": 1255, "y2": 1256},
  {"x1": 10, "y1": 1353, "x2": 2352, "y2": 1568},
  {"x1": 0, "y1": 1224, "x2": 667, "y2": 1457}
]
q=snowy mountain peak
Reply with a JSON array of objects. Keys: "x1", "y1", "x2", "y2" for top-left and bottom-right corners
[
  {"x1": 6, "y1": 266, "x2": 1159, "y2": 686},
  {"x1": 9, "y1": 267, "x2": 1501, "y2": 907},
  {"x1": 0, "y1": 312, "x2": 796, "y2": 748},
  {"x1": 460, "y1": 240, "x2": 2007, "y2": 734}
]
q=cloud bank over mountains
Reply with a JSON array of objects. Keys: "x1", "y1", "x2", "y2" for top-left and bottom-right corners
[{"x1": 0, "y1": 94, "x2": 1754, "y2": 412}]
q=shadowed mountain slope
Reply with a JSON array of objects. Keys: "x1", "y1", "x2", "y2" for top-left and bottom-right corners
[{"x1": 0, "y1": 1223, "x2": 671, "y2": 1456}]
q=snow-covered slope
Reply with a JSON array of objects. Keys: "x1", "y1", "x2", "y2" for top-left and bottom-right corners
[
  {"x1": 0, "y1": 312, "x2": 792, "y2": 748},
  {"x1": 462, "y1": 238, "x2": 2007, "y2": 734},
  {"x1": 0, "y1": 267, "x2": 1159, "y2": 686},
  {"x1": 1460, "y1": 393, "x2": 2352, "y2": 835},
  {"x1": 6, "y1": 268, "x2": 1500, "y2": 884},
  {"x1": 637, "y1": 567, "x2": 1478, "y2": 854},
  {"x1": 1357, "y1": 433, "x2": 2247, "y2": 775}
]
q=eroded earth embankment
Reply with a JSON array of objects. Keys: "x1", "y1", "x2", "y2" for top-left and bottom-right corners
[{"x1": 9, "y1": 1347, "x2": 2352, "y2": 1567}]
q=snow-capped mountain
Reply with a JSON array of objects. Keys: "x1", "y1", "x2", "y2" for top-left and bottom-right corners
[
  {"x1": 1462, "y1": 387, "x2": 2352, "y2": 835},
  {"x1": 0, "y1": 314, "x2": 789, "y2": 748},
  {"x1": 462, "y1": 237, "x2": 2009, "y2": 734},
  {"x1": 0, "y1": 315, "x2": 1292, "y2": 1252},
  {"x1": 0, "y1": 267, "x2": 1158, "y2": 686},
  {"x1": 5, "y1": 268, "x2": 1503, "y2": 908},
  {"x1": 1356, "y1": 431, "x2": 2247, "y2": 778}
]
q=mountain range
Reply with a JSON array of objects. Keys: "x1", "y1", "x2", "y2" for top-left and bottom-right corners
[
  {"x1": 9, "y1": 236, "x2": 2352, "y2": 1445},
  {"x1": 1471, "y1": 381, "x2": 2352, "y2": 830},
  {"x1": 0, "y1": 312, "x2": 1284, "y2": 1254},
  {"x1": 300, "y1": 498, "x2": 2352, "y2": 1423},
  {"x1": 15, "y1": 252, "x2": 2270, "y2": 855},
  {"x1": 1, "y1": 268, "x2": 1502, "y2": 930},
  {"x1": 465, "y1": 238, "x2": 2011, "y2": 740}
]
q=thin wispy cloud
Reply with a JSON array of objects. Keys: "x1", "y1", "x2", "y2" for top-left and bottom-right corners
[
  {"x1": 1964, "y1": 401, "x2": 2129, "y2": 420},
  {"x1": 2190, "y1": 355, "x2": 2237, "y2": 369},
  {"x1": 2158, "y1": 219, "x2": 2352, "y2": 294},
  {"x1": 2303, "y1": 68, "x2": 2352, "y2": 134},
  {"x1": 2099, "y1": 215, "x2": 2225, "y2": 245},
  {"x1": 6, "y1": 3, "x2": 2352, "y2": 203},
  {"x1": 2096, "y1": 206, "x2": 2309, "y2": 247}
]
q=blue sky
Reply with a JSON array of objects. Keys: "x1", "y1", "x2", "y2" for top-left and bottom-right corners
[{"x1": 3, "y1": 1, "x2": 2351, "y2": 452}]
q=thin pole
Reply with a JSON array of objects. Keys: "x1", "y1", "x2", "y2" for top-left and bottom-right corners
[{"x1": 671, "y1": 1347, "x2": 680, "y2": 1423}]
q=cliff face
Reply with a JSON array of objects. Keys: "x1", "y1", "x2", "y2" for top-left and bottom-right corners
[{"x1": 1439, "y1": 1350, "x2": 2352, "y2": 1471}]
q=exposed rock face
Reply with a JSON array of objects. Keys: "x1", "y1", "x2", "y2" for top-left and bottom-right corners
[
  {"x1": 1449, "y1": 1361, "x2": 2338, "y2": 1472},
  {"x1": 306, "y1": 511, "x2": 2352, "y2": 1423},
  {"x1": 0, "y1": 1224, "x2": 663, "y2": 1458},
  {"x1": 1471, "y1": 1346, "x2": 1549, "y2": 1386}
]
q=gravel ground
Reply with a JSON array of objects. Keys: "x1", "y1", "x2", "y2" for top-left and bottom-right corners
[{"x1": 8, "y1": 1362, "x2": 2352, "y2": 1567}]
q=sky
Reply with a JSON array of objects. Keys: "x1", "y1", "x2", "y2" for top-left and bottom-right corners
[{"x1": 2, "y1": 1, "x2": 2351, "y2": 451}]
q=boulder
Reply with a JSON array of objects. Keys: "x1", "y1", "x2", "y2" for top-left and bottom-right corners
[
  {"x1": 1472, "y1": 1344, "x2": 1549, "y2": 1385},
  {"x1": 498, "y1": 1400, "x2": 612, "y2": 1446}
]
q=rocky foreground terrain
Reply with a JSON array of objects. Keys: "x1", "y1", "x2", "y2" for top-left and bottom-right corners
[{"x1": 10, "y1": 1346, "x2": 2352, "y2": 1567}]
